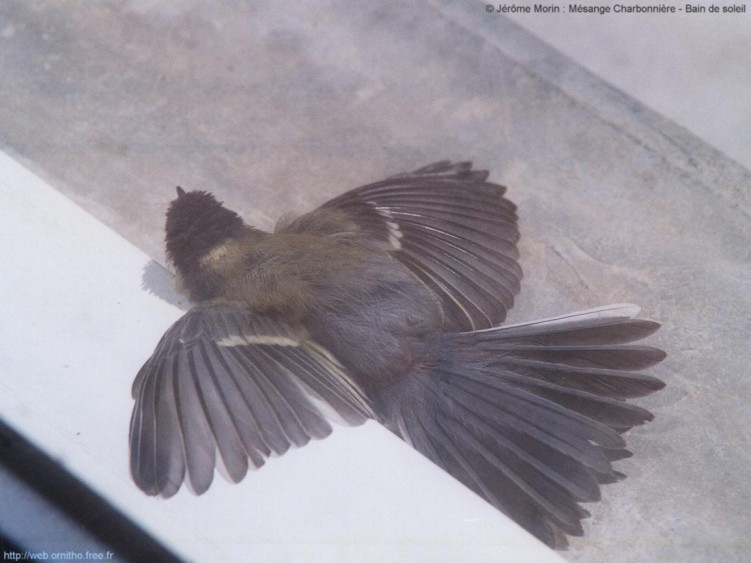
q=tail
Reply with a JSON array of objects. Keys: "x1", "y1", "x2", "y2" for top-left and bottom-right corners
[{"x1": 378, "y1": 304, "x2": 666, "y2": 548}]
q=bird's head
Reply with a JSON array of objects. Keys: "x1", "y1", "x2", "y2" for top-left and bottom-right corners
[{"x1": 165, "y1": 187, "x2": 246, "y2": 278}]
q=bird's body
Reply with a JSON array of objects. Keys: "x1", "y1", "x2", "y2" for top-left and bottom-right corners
[
  {"x1": 130, "y1": 162, "x2": 665, "y2": 548},
  {"x1": 172, "y1": 203, "x2": 443, "y2": 395}
]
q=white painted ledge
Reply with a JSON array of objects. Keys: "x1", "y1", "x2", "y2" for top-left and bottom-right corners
[{"x1": 0, "y1": 151, "x2": 563, "y2": 562}]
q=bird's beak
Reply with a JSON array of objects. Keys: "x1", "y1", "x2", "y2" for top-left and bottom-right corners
[{"x1": 176, "y1": 186, "x2": 186, "y2": 198}]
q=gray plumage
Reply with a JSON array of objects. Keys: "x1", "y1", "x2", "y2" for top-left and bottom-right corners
[{"x1": 129, "y1": 161, "x2": 665, "y2": 548}]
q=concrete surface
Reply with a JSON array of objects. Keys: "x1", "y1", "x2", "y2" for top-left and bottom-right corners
[
  {"x1": 1, "y1": 1, "x2": 750, "y2": 561},
  {"x1": 507, "y1": 7, "x2": 751, "y2": 172}
]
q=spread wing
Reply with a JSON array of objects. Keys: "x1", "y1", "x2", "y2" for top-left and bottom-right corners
[
  {"x1": 129, "y1": 301, "x2": 374, "y2": 497},
  {"x1": 319, "y1": 161, "x2": 522, "y2": 331}
]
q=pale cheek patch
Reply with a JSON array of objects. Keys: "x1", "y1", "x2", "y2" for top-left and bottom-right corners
[
  {"x1": 200, "y1": 243, "x2": 229, "y2": 267},
  {"x1": 374, "y1": 205, "x2": 404, "y2": 250}
]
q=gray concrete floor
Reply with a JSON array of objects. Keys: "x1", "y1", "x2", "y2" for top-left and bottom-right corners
[
  {"x1": 508, "y1": 9, "x2": 751, "y2": 172},
  {"x1": 1, "y1": 1, "x2": 750, "y2": 561}
]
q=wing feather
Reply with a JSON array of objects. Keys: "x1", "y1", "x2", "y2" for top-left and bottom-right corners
[
  {"x1": 307, "y1": 161, "x2": 523, "y2": 331},
  {"x1": 129, "y1": 301, "x2": 373, "y2": 497}
]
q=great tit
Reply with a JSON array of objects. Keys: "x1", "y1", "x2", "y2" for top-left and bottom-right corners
[{"x1": 129, "y1": 161, "x2": 665, "y2": 548}]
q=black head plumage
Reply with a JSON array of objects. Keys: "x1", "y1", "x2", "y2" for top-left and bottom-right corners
[{"x1": 165, "y1": 188, "x2": 245, "y2": 276}]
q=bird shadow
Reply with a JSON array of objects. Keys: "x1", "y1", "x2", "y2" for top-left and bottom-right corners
[{"x1": 141, "y1": 259, "x2": 191, "y2": 312}]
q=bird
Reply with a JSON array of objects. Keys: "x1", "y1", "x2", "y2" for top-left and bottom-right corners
[{"x1": 129, "y1": 161, "x2": 666, "y2": 548}]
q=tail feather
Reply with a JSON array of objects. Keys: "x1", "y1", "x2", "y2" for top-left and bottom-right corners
[
  {"x1": 444, "y1": 374, "x2": 617, "y2": 473},
  {"x1": 402, "y1": 404, "x2": 579, "y2": 545},
  {"x1": 443, "y1": 395, "x2": 602, "y2": 503},
  {"x1": 381, "y1": 305, "x2": 665, "y2": 548},
  {"x1": 497, "y1": 360, "x2": 664, "y2": 399},
  {"x1": 439, "y1": 418, "x2": 588, "y2": 535},
  {"x1": 482, "y1": 344, "x2": 665, "y2": 370},
  {"x1": 503, "y1": 375, "x2": 656, "y2": 430},
  {"x1": 449, "y1": 369, "x2": 628, "y2": 448},
  {"x1": 483, "y1": 317, "x2": 660, "y2": 345}
]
